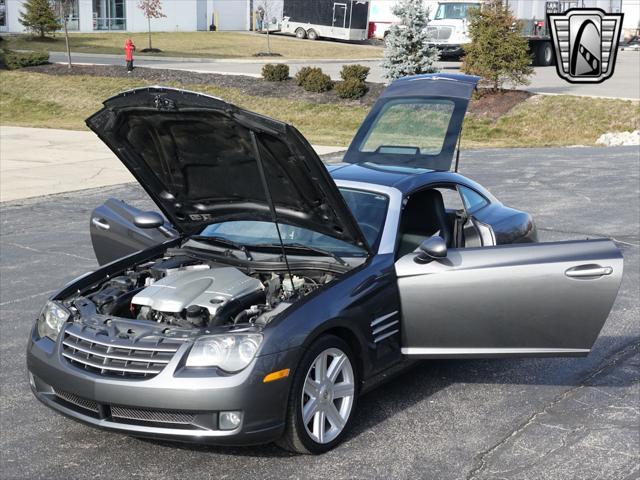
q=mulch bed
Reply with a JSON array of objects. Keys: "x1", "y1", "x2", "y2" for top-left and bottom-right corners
[
  {"x1": 470, "y1": 89, "x2": 532, "y2": 120},
  {"x1": 21, "y1": 63, "x2": 531, "y2": 115},
  {"x1": 22, "y1": 63, "x2": 386, "y2": 107}
]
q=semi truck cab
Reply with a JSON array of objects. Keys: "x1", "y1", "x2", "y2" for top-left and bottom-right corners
[{"x1": 426, "y1": 1, "x2": 480, "y2": 57}]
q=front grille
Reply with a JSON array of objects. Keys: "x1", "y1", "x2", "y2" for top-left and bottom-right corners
[
  {"x1": 62, "y1": 327, "x2": 182, "y2": 379},
  {"x1": 111, "y1": 406, "x2": 196, "y2": 425},
  {"x1": 53, "y1": 390, "x2": 203, "y2": 428},
  {"x1": 54, "y1": 389, "x2": 99, "y2": 413},
  {"x1": 426, "y1": 26, "x2": 453, "y2": 41}
]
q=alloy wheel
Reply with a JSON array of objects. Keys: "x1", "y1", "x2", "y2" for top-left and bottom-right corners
[{"x1": 301, "y1": 347, "x2": 355, "y2": 444}]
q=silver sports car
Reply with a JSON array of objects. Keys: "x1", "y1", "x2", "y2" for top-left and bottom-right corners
[{"x1": 27, "y1": 74, "x2": 623, "y2": 453}]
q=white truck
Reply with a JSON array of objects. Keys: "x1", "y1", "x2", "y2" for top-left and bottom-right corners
[{"x1": 425, "y1": 0, "x2": 623, "y2": 65}]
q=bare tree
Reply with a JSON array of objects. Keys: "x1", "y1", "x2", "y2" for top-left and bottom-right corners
[
  {"x1": 137, "y1": 0, "x2": 166, "y2": 51},
  {"x1": 55, "y1": 0, "x2": 74, "y2": 68},
  {"x1": 256, "y1": 0, "x2": 273, "y2": 54}
]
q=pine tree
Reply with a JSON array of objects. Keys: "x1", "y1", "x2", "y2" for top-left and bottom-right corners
[
  {"x1": 19, "y1": 0, "x2": 61, "y2": 38},
  {"x1": 382, "y1": 0, "x2": 439, "y2": 81},
  {"x1": 461, "y1": 0, "x2": 533, "y2": 91}
]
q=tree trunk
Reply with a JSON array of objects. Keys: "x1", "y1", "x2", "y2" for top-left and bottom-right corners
[
  {"x1": 266, "y1": 29, "x2": 271, "y2": 54},
  {"x1": 148, "y1": 17, "x2": 152, "y2": 50},
  {"x1": 63, "y1": 17, "x2": 72, "y2": 69}
]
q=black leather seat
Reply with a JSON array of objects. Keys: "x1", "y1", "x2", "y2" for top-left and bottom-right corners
[{"x1": 398, "y1": 189, "x2": 452, "y2": 256}]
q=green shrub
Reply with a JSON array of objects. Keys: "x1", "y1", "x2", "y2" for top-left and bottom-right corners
[
  {"x1": 301, "y1": 69, "x2": 334, "y2": 93},
  {"x1": 340, "y1": 64, "x2": 370, "y2": 82},
  {"x1": 336, "y1": 77, "x2": 367, "y2": 99},
  {"x1": 262, "y1": 63, "x2": 289, "y2": 81},
  {"x1": 294, "y1": 66, "x2": 319, "y2": 86},
  {"x1": 3, "y1": 50, "x2": 49, "y2": 70}
]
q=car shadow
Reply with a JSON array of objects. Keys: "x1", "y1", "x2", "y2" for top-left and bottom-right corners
[{"x1": 137, "y1": 335, "x2": 638, "y2": 457}]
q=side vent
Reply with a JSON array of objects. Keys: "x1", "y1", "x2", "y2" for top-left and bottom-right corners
[{"x1": 371, "y1": 311, "x2": 399, "y2": 344}]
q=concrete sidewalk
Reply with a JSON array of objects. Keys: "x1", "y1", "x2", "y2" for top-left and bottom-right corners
[{"x1": 0, "y1": 126, "x2": 344, "y2": 202}]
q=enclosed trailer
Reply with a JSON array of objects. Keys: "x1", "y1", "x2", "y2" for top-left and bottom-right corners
[{"x1": 280, "y1": 0, "x2": 370, "y2": 41}]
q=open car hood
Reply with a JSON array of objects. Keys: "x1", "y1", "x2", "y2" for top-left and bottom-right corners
[
  {"x1": 86, "y1": 87, "x2": 369, "y2": 252},
  {"x1": 343, "y1": 73, "x2": 479, "y2": 170}
]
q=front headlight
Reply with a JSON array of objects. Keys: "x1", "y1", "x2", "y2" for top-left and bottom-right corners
[
  {"x1": 37, "y1": 301, "x2": 70, "y2": 341},
  {"x1": 186, "y1": 333, "x2": 263, "y2": 372}
]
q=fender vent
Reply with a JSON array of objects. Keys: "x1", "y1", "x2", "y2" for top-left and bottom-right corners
[{"x1": 371, "y1": 311, "x2": 400, "y2": 343}]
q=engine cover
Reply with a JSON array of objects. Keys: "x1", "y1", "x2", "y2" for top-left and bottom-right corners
[{"x1": 132, "y1": 267, "x2": 264, "y2": 317}]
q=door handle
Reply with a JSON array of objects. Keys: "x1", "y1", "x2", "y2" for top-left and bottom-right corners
[
  {"x1": 91, "y1": 217, "x2": 110, "y2": 231},
  {"x1": 565, "y1": 265, "x2": 613, "y2": 278}
]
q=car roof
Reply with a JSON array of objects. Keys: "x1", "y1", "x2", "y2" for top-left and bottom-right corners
[{"x1": 328, "y1": 162, "x2": 496, "y2": 200}]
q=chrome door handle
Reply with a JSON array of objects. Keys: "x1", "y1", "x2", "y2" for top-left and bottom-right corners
[
  {"x1": 565, "y1": 265, "x2": 613, "y2": 278},
  {"x1": 91, "y1": 217, "x2": 110, "y2": 230}
]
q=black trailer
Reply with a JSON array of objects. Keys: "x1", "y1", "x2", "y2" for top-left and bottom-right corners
[{"x1": 280, "y1": 0, "x2": 369, "y2": 41}]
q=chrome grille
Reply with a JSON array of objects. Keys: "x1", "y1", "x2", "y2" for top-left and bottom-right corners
[
  {"x1": 426, "y1": 26, "x2": 453, "y2": 41},
  {"x1": 54, "y1": 389, "x2": 99, "y2": 413},
  {"x1": 62, "y1": 327, "x2": 181, "y2": 379},
  {"x1": 111, "y1": 406, "x2": 196, "y2": 425}
]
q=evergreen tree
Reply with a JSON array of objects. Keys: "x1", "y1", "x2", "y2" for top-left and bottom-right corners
[
  {"x1": 19, "y1": 0, "x2": 61, "y2": 38},
  {"x1": 382, "y1": 0, "x2": 439, "y2": 81},
  {"x1": 461, "y1": 0, "x2": 533, "y2": 91}
]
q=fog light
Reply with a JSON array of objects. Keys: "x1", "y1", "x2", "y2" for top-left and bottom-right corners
[{"x1": 219, "y1": 411, "x2": 242, "y2": 430}]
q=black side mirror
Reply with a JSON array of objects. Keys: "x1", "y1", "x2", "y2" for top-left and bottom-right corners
[
  {"x1": 133, "y1": 211, "x2": 164, "y2": 229},
  {"x1": 417, "y1": 236, "x2": 447, "y2": 262}
]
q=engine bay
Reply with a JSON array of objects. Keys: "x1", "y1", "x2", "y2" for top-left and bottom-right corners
[{"x1": 70, "y1": 249, "x2": 337, "y2": 329}]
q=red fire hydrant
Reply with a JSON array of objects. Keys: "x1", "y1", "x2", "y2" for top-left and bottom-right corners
[{"x1": 125, "y1": 39, "x2": 136, "y2": 73}]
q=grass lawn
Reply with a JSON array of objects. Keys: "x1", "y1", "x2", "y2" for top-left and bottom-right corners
[
  {"x1": 0, "y1": 32, "x2": 383, "y2": 59},
  {"x1": 1, "y1": 70, "x2": 638, "y2": 148}
]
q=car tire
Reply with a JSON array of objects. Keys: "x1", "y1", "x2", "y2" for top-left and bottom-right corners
[
  {"x1": 307, "y1": 29, "x2": 319, "y2": 41},
  {"x1": 276, "y1": 335, "x2": 358, "y2": 454},
  {"x1": 295, "y1": 28, "x2": 307, "y2": 39}
]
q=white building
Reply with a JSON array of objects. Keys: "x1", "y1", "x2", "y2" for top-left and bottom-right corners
[{"x1": 0, "y1": 0, "x2": 252, "y2": 33}]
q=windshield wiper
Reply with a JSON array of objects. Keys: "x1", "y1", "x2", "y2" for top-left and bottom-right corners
[
  {"x1": 188, "y1": 235, "x2": 253, "y2": 260},
  {"x1": 254, "y1": 243, "x2": 347, "y2": 266}
]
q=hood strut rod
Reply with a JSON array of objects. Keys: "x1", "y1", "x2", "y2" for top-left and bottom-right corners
[{"x1": 250, "y1": 131, "x2": 297, "y2": 296}]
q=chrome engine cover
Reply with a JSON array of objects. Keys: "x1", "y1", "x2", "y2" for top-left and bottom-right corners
[{"x1": 131, "y1": 266, "x2": 264, "y2": 315}]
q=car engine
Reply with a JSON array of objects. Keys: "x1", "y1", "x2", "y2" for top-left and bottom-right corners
[{"x1": 75, "y1": 252, "x2": 332, "y2": 328}]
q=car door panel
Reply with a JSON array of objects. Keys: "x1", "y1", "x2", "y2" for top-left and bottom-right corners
[
  {"x1": 395, "y1": 239, "x2": 622, "y2": 357},
  {"x1": 90, "y1": 198, "x2": 177, "y2": 265}
]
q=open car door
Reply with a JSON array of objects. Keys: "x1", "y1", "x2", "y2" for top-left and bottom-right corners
[
  {"x1": 396, "y1": 239, "x2": 622, "y2": 357},
  {"x1": 90, "y1": 198, "x2": 178, "y2": 265}
]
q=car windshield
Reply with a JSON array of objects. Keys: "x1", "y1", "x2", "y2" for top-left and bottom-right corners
[
  {"x1": 359, "y1": 99, "x2": 455, "y2": 155},
  {"x1": 194, "y1": 188, "x2": 389, "y2": 256},
  {"x1": 434, "y1": 3, "x2": 480, "y2": 20}
]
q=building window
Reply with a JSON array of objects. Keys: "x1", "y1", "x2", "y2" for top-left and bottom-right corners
[
  {"x1": 56, "y1": 0, "x2": 80, "y2": 31},
  {"x1": 0, "y1": 0, "x2": 7, "y2": 30},
  {"x1": 93, "y1": 0, "x2": 126, "y2": 30}
]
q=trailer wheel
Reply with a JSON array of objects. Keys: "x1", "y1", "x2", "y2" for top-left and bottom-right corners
[
  {"x1": 307, "y1": 29, "x2": 319, "y2": 41},
  {"x1": 535, "y1": 42, "x2": 554, "y2": 67},
  {"x1": 295, "y1": 28, "x2": 307, "y2": 39}
]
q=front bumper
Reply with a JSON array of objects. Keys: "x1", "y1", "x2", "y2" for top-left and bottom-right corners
[
  {"x1": 27, "y1": 324, "x2": 299, "y2": 445},
  {"x1": 430, "y1": 43, "x2": 464, "y2": 57}
]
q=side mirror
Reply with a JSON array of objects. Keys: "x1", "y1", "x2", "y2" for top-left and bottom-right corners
[
  {"x1": 417, "y1": 236, "x2": 447, "y2": 261},
  {"x1": 133, "y1": 211, "x2": 164, "y2": 229}
]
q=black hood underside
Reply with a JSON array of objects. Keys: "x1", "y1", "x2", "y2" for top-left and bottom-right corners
[{"x1": 86, "y1": 87, "x2": 369, "y2": 252}]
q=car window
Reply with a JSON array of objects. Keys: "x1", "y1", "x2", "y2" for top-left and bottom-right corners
[
  {"x1": 359, "y1": 100, "x2": 455, "y2": 155},
  {"x1": 459, "y1": 185, "x2": 489, "y2": 212},
  {"x1": 339, "y1": 188, "x2": 389, "y2": 250}
]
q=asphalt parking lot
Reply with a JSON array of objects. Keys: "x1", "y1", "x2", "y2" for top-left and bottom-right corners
[{"x1": 1, "y1": 146, "x2": 638, "y2": 480}]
